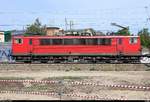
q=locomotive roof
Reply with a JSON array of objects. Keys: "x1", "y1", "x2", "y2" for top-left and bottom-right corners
[{"x1": 13, "y1": 35, "x2": 140, "y2": 39}]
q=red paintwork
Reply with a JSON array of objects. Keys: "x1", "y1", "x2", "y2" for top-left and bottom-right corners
[{"x1": 12, "y1": 35, "x2": 141, "y2": 56}]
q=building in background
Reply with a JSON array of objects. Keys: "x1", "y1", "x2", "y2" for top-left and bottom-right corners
[
  {"x1": 46, "y1": 27, "x2": 60, "y2": 36},
  {"x1": 4, "y1": 31, "x2": 11, "y2": 42},
  {"x1": 11, "y1": 30, "x2": 25, "y2": 36},
  {"x1": 0, "y1": 31, "x2": 11, "y2": 43},
  {"x1": 0, "y1": 31, "x2": 5, "y2": 42},
  {"x1": 65, "y1": 28, "x2": 98, "y2": 36}
]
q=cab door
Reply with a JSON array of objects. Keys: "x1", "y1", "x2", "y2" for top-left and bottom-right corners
[
  {"x1": 28, "y1": 38, "x2": 33, "y2": 54},
  {"x1": 117, "y1": 38, "x2": 124, "y2": 55}
]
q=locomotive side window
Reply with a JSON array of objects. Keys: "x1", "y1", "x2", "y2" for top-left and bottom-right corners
[
  {"x1": 40, "y1": 39, "x2": 51, "y2": 45},
  {"x1": 130, "y1": 37, "x2": 137, "y2": 44},
  {"x1": 98, "y1": 38, "x2": 111, "y2": 45},
  {"x1": 105, "y1": 38, "x2": 111, "y2": 45},
  {"x1": 86, "y1": 39, "x2": 98, "y2": 45},
  {"x1": 64, "y1": 39, "x2": 74, "y2": 45},
  {"x1": 15, "y1": 38, "x2": 23, "y2": 44},
  {"x1": 63, "y1": 39, "x2": 86, "y2": 45},
  {"x1": 52, "y1": 39, "x2": 62, "y2": 45},
  {"x1": 74, "y1": 39, "x2": 81, "y2": 45},
  {"x1": 79, "y1": 39, "x2": 86, "y2": 45},
  {"x1": 39, "y1": 38, "x2": 111, "y2": 45}
]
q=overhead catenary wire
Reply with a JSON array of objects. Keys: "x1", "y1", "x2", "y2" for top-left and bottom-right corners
[
  {"x1": 0, "y1": 6, "x2": 145, "y2": 14},
  {"x1": 0, "y1": 6, "x2": 149, "y2": 33}
]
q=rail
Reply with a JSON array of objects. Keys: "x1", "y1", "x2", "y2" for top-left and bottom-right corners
[
  {"x1": 0, "y1": 79, "x2": 134, "y2": 100},
  {"x1": 0, "y1": 80, "x2": 149, "y2": 91}
]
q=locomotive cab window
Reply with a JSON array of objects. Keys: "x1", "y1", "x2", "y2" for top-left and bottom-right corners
[
  {"x1": 15, "y1": 38, "x2": 23, "y2": 44},
  {"x1": 130, "y1": 37, "x2": 137, "y2": 44}
]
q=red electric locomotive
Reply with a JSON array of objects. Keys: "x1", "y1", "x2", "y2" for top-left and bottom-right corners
[{"x1": 11, "y1": 35, "x2": 141, "y2": 63}]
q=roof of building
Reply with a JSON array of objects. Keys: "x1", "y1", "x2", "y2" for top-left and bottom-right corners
[
  {"x1": 46, "y1": 27, "x2": 60, "y2": 29},
  {"x1": 11, "y1": 30, "x2": 25, "y2": 35}
]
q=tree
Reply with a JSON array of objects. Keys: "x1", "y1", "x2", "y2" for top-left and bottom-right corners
[
  {"x1": 138, "y1": 28, "x2": 150, "y2": 48},
  {"x1": 25, "y1": 18, "x2": 46, "y2": 36}
]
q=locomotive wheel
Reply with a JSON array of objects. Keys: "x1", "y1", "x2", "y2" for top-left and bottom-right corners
[
  {"x1": 24, "y1": 61, "x2": 32, "y2": 63},
  {"x1": 40, "y1": 60, "x2": 48, "y2": 63}
]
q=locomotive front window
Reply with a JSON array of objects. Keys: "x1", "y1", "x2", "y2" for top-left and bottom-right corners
[{"x1": 15, "y1": 38, "x2": 23, "y2": 44}]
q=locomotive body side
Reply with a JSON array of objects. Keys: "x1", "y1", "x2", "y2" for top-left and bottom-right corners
[
  {"x1": 11, "y1": 35, "x2": 141, "y2": 63},
  {"x1": 32, "y1": 36, "x2": 117, "y2": 56}
]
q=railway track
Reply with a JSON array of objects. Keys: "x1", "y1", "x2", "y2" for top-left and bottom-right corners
[
  {"x1": 0, "y1": 61, "x2": 149, "y2": 64},
  {"x1": 0, "y1": 70, "x2": 149, "y2": 100},
  {"x1": 0, "y1": 79, "x2": 149, "y2": 100},
  {"x1": 0, "y1": 90, "x2": 125, "y2": 100},
  {"x1": 0, "y1": 79, "x2": 149, "y2": 91},
  {"x1": 0, "y1": 63, "x2": 148, "y2": 71},
  {"x1": 0, "y1": 62, "x2": 150, "y2": 69}
]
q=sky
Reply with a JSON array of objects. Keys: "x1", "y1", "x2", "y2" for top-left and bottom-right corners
[{"x1": 0, "y1": 0, "x2": 150, "y2": 34}]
